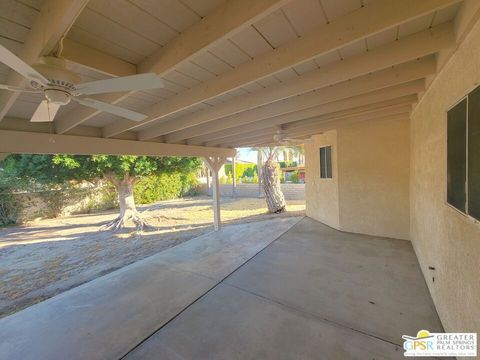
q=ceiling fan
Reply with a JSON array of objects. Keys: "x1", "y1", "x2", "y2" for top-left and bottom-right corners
[
  {"x1": 273, "y1": 128, "x2": 311, "y2": 145},
  {"x1": 0, "y1": 44, "x2": 164, "y2": 123}
]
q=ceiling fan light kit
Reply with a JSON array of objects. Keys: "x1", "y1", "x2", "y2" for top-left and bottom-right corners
[{"x1": 0, "y1": 44, "x2": 164, "y2": 123}]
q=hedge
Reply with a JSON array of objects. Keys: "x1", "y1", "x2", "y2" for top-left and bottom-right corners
[
  {"x1": 134, "y1": 172, "x2": 199, "y2": 204},
  {"x1": 224, "y1": 163, "x2": 258, "y2": 182}
]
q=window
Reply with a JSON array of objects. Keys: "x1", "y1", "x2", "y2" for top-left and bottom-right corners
[
  {"x1": 447, "y1": 85, "x2": 480, "y2": 221},
  {"x1": 319, "y1": 146, "x2": 332, "y2": 179}
]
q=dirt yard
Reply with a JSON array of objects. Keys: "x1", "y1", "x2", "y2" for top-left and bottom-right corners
[{"x1": 0, "y1": 196, "x2": 304, "y2": 318}]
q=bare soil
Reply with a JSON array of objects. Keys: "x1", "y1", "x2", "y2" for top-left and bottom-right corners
[{"x1": 0, "y1": 196, "x2": 305, "y2": 318}]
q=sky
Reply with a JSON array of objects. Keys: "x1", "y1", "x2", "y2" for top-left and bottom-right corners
[{"x1": 236, "y1": 147, "x2": 257, "y2": 163}]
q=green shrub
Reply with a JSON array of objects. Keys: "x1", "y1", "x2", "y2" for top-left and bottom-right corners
[
  {"x1": 219, "y1": 175, "x2": 228, "y2": 185},
  {"x1": 290, "y1": 170, "x2": 300, "y2": 184},
  {"x1": 180, "y1": 172, "x2": 201, "y2": 197},
  {"x1": 224, "y1": 163, "x2": 257, "y2": 182},
  {"x1": 37, "y1": 187, "x2": 86, "y2": 218},
  {"x1": 0, "y1": 190, "x2": 21, "y2": 226},
  {"x1": 134, "y1": 171, "x2": 199, "y2": 204}
]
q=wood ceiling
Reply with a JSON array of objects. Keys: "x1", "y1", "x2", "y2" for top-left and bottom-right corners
[{"x1": 0, "y1": 0, "x2": 477, "y2": 156}]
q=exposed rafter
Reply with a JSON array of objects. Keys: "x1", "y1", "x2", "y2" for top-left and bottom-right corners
[
  {"x1": 0, "y1": 0, "x2": 89, "y2": 122},
  {"x1": 213, "y1": 88, "x2": 419, "y2": 148},
  {"x1": 102, "y1": 0, "x2": 460, "y2": 138},
  {"x1": 226, "y1": 111, "x2": 411, "y2": 148},
  {"x1": 62, "y1": 39, "x2": 136, "y2": 77},
  {"x1": 164, "y1": 61, "x2": 432, "y2": 143},
  {"x1": 140, "y1": 23, "x2": 454, "y2": 141},
  {"x1": 0, "y1": 130, "x2": 235, "y2": 158},
  {"x1": 233, "y1": 111, "x2": 412, "y2": 147},
  {"x1": 54, "y1": 0, "x2": 290, "y2": 134},
  {"x1": 203, "y1": 104, "x2": 413, "y2": 146}
]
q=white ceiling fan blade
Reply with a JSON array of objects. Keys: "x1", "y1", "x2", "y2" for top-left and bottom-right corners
[
  {"x1": 75, "y1": 73, "x2": 164, "y2": 95},
  {"x1": 73, "y1": 97, "x2": 147, "y2": 121},
  {"x1": 0, "y1": 84, "x2": 42, "y2": 93},
  {"x1": 31, "y1": 100, "x2": 61, "y2": 122},
  {"x1": 0, "y1": 44, "x2": 49, "y2": 86}
]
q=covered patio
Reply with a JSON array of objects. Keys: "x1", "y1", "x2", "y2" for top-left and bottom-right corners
[
  {"x1": 0, "y1": 0, "x2": 479, "y2": 357},
  {"x1": 0, "y1": 217, "x2": 442, "y2": 359}
]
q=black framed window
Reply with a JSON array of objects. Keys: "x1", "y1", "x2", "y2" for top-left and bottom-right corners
[
  {"x1": 319, "y1": 146, "x2": 332, "y2": 179},
  {"x1": 447, "y1": 85, "x2": 480, "y2": 221}
]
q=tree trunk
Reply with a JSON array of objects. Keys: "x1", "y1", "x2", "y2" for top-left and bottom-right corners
[
  {"x1": 261, "y1": 158, "x2": 286, "y2": 213},
  {"x1": 104, "y1": 173, "x2": 150, "y2": 231}
]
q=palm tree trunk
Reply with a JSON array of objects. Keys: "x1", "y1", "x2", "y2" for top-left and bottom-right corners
[{"x1": 261, "y1": 158, "x2": 286, "y2": 213}]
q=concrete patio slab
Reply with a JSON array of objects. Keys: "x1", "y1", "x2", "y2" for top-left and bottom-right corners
[
  {"x1": 0, "y1": 217, "x2": 301, "y2": 360},
  {"x1": 125, "y1": 284, "x2": 404, "y2": 360},
  {"x1": 225, "y1": 217, "x2": 443, "y2": 345},
  {"x1": 149, "y1": 217, "x2": 301, "y2": 280},
  {"x1": 124, "y1": 217, "x2": 444, "y2": 359}
]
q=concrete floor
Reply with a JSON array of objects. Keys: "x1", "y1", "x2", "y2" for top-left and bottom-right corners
[{"x1": 0, "y1": 217, "x2": 443, "y2": 360}]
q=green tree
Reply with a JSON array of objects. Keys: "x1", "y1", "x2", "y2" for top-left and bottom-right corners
[{"x1": 2, "y1": 154, "x2": 201, "y2": 230}]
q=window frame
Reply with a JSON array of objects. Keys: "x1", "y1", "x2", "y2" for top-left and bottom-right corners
[
  {"x1": 445, "y1": 85, "x2": 480, "y2": 224},
  {"x1": 319, "y1": 145, "x2": 333, "y2": 180}
]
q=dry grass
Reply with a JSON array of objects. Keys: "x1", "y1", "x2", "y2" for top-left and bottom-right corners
[{"x1": 0, "y1": 196, "x2": 304, "y2": 317}]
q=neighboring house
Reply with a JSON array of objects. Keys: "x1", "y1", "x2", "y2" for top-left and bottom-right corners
[{"x1": 281, "y1": 165, "x2": 305, "y2": 183}]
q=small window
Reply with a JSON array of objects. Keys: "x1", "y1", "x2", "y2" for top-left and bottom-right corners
[
  {"x1": 447, "y1": 85, "x2": 480, "y2": 221},
  {"x1": 320, "y1": 146, "x2": 332, "y2": 179}
]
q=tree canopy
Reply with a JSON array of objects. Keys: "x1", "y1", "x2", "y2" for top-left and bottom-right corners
[
  {"x1": 1, "y1": 154, "x2": 203, "y2": 230},
  {"x1": 2, "y1": 154, "x2": 202, "y2": 186}
]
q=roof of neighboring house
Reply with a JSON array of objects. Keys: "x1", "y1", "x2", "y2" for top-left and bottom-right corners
[
  {"x1": 225, "y1": 159, "x2": 255, "y2": 165},
  {"x1": 282, "y1": 166, "x2": 305, "y2": 172}
]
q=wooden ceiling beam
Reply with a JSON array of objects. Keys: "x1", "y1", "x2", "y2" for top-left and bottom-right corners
[
  {"x1": 141, "y1": 22, "x2": 454, "y2": 141},
  {"x1": 284, "y1": 113, "x2": 410, "y2": 138},
  {"x1": 104, "y1": 0, "x2": 459, "y2": 138},
  {"x1": 187, "y1": 99, "x2": 414, "y2": 145},
  {"x1": 0, "y1": 130, "x2": 235, "y2": 158},
  {"x1": 213, "y1": 91, "x2": 418, "y2": 147},
  {"x1": 0, "y1": 0, "x2": 89, "y2": 122},
  {"x1": 54, "y1": 0, "x2": 289, "y2": 134},
  {"x1": 221, "y1": 112, "x2": 410, "y2": 148},
  {"x1": 62, "y1": 38, "x2": 136, "y2": 77},
  {"x1": 202, "y1": 103, "x2": 413, "y2": 146},
  {"x1": 165, "y1": 60, "x2": 431, "y2": 143},
  {"x1": 207, "y1": 110, "x2": 411, "y2": 148}
]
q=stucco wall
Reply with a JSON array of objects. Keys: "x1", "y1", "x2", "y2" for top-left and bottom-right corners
[
  {"x1": 305, "y1": 131, "x2": 340, "y2": 229},
  {"x1": 337, "y1": 117, "x2": 410, "y2": 240},
  {"x1": 410, "y1": 18, "x2": 480, "y2": 333},
  {"x1": 305, "y1": 118, "x2": 410, "y2": 240}
]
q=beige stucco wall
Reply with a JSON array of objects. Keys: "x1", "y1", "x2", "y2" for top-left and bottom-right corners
[
  {"x1": 305, "y1": 130, "x2": 340, "y2": 229},
  {"x1": 337, "y1": 117, "x2": 410, "y2": 240},
  {"x1": 305, "y1": 117, "x2": 410, "y2": 240},
  {"x1": 410, "y1": 17, "x2": 480, "y2": 333}
]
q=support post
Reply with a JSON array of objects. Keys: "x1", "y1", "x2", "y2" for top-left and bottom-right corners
[
  {"x1": 206, "y1": 165, "x2": 212, "y2": 196},
  {"x1": 257, "y1": 150, "x2": 264, "y2": 198},
  {"x1": 204, "y1": 156, "x2": 227, "y2": 231},
  {"x1": 232, "y1": 156, "x2": 237, "y2": 197}
]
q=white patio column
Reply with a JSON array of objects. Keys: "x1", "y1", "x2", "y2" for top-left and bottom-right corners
[
  {"x1": 204, "y1": 156, "x2": 227, "y2": 231},
  {"x1": 257, "y1": 150, "x2": 263, "y2": 198},
  {"x1": 232, "y1": 156, "x2": 237, "y2": 197},
  {"x1": 206, "y1": 165, "x2": 212, "y2": 196}
]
